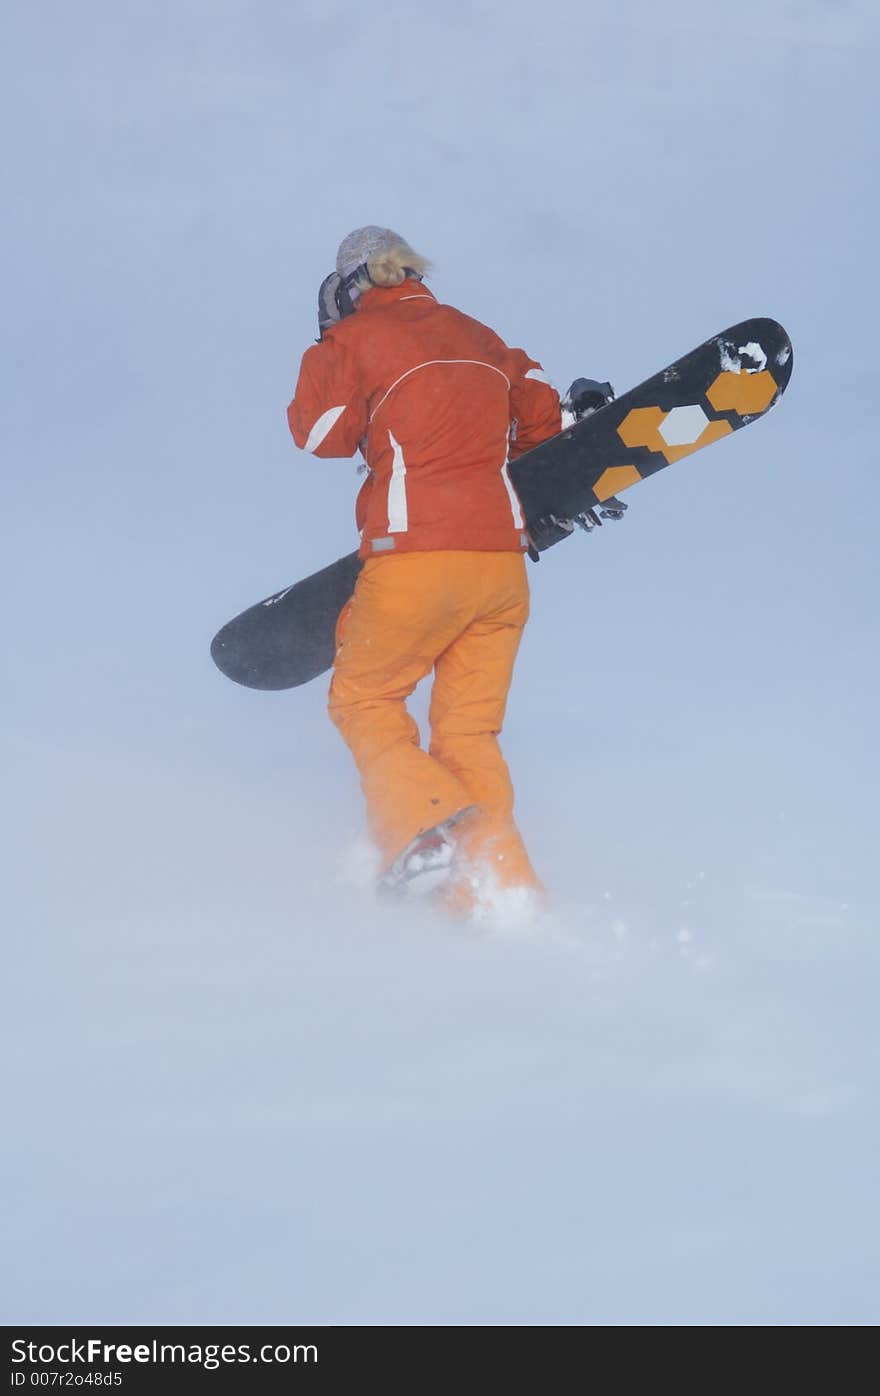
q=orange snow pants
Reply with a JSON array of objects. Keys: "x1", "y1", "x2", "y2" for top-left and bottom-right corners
[{"x1": 328, "y1": 550, "x2": 540, "y2": 896}]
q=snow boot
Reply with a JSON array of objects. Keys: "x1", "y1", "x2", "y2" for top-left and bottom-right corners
[{"x1": 377, "y1": 806, "x2": 478, "y2": 900}]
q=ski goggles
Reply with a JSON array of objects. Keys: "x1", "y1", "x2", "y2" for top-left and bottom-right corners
[
  {"x1": 335, "y1": 263, "x2": 424, "y2": 319},
  {"x1": 334, "y1": 265, "x2": 368, "y2": 319}
]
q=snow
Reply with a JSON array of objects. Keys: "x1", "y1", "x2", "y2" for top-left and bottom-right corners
[
  {"x1": 263, "y1": 585, "x2": 294, "y2": 607},
  {"x1": 737, "y1": 341, "x2": 768, "y2": 372},
  {"x1": 3, "y1": 0, "x2": 879, "y2": 1328},
  {"x1": 718, "y1": 340, "x2": 768, "y2": 374}
]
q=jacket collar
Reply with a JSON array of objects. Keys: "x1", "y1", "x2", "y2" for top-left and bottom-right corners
[{"x1": 356, "y1": 280, "x2": 437, "y2": 314}]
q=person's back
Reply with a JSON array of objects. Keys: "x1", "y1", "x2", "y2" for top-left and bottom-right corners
[
  {"x1": 290, "y1": 255, "x2": 561, "y2": 559},
  {"x1": 288, "y1": 227, "x2": 564, "y2": 916}
]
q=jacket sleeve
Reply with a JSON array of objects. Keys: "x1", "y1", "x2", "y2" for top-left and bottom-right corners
[
  {"x1": 506, "y1": 347, "x2": 563, "y2": 460},
  {"x1": 287, "y1": 335, "x2": 368, "y2": 458}
]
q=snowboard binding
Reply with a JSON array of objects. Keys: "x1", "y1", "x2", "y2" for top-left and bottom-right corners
[
  {"x1": 579, "y1": 497, "x2": 628, "y2": 527},
  {"x1": 527, "y1": 375, "x2": 623, "y2": 558},
  {"x1": 527, "y1": 496, "x2": 628, "y2": 556}
]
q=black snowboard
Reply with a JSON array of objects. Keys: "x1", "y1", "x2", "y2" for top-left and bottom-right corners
[
  {"x1": 212, "y1": 551, "x2": 362, "y2": 691},
  {"x1": 211, "y1": 317, "x2": 792, "y2": 691}
]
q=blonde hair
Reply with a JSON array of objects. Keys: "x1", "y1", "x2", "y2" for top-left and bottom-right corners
[{"x1": 355, "y1": 242, "x2": 432, "y2": 290}]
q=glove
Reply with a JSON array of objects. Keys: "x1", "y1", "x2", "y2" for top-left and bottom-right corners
[
  {"x1": 562, "y1": 377, "x2": 615, "y2": 423},
  {"x1": 317, "y1": 266, "x2": 368, "y2": 338},
  {"x1": 317, "y1": 271, "x2": 344, "y2": 337}
]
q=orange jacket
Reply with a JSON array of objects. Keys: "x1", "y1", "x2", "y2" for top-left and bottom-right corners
[{"x1": 287, "y1": 281, "x2": 562, "y2": 557}]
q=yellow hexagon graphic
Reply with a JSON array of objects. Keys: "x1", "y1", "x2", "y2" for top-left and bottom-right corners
[
  {"x1": 706, "y1": 369, "x2": 778, "y2": 416},
  {"x1": 593, "y1": 466, "x2": 643, "y2": 501},
  {"x1": 617, "y1": 406, "x2": 668, "y2": 453},
  {"x1": 618, "y1": 405, "x2": 733, "y2": 463},
  {"x1": 660, "y1": 418, "x2": 733, "y2": 462}
]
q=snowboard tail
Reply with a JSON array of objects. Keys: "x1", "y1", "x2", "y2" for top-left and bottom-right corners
[
  {"x1": 211, "y1": 549, "x2": 362, "y2": 691},
  {"x1": 211, "y1": 317, "x2": 792, "y2": 691}
]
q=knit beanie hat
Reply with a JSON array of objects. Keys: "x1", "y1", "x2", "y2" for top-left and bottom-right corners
[
  {"x1": 334, "y1": 227, "x2": 432, "y2": 292},
  {"x1": 336, "y1": 226, "x2": 407, "y2": 278}
]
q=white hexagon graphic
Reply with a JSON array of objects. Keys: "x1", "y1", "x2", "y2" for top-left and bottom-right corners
[{"x1": 658, "y1": 403, "x2": 710, "y2": 446}]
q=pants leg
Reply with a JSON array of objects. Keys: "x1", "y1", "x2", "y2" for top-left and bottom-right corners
[
  {"x1": 329, "y1": 550, "x2": 539, "y2": 895},
  {"x1": 328, "y1": 554, "x2": 474, "y2": 866},
  {"x1": 428, "y1": 555, "x2": 541, "y2": 894}
]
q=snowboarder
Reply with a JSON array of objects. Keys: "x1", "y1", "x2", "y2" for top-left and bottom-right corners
[{"x1": 287, "y1": 226, "x2": 570, "y2": 914}]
